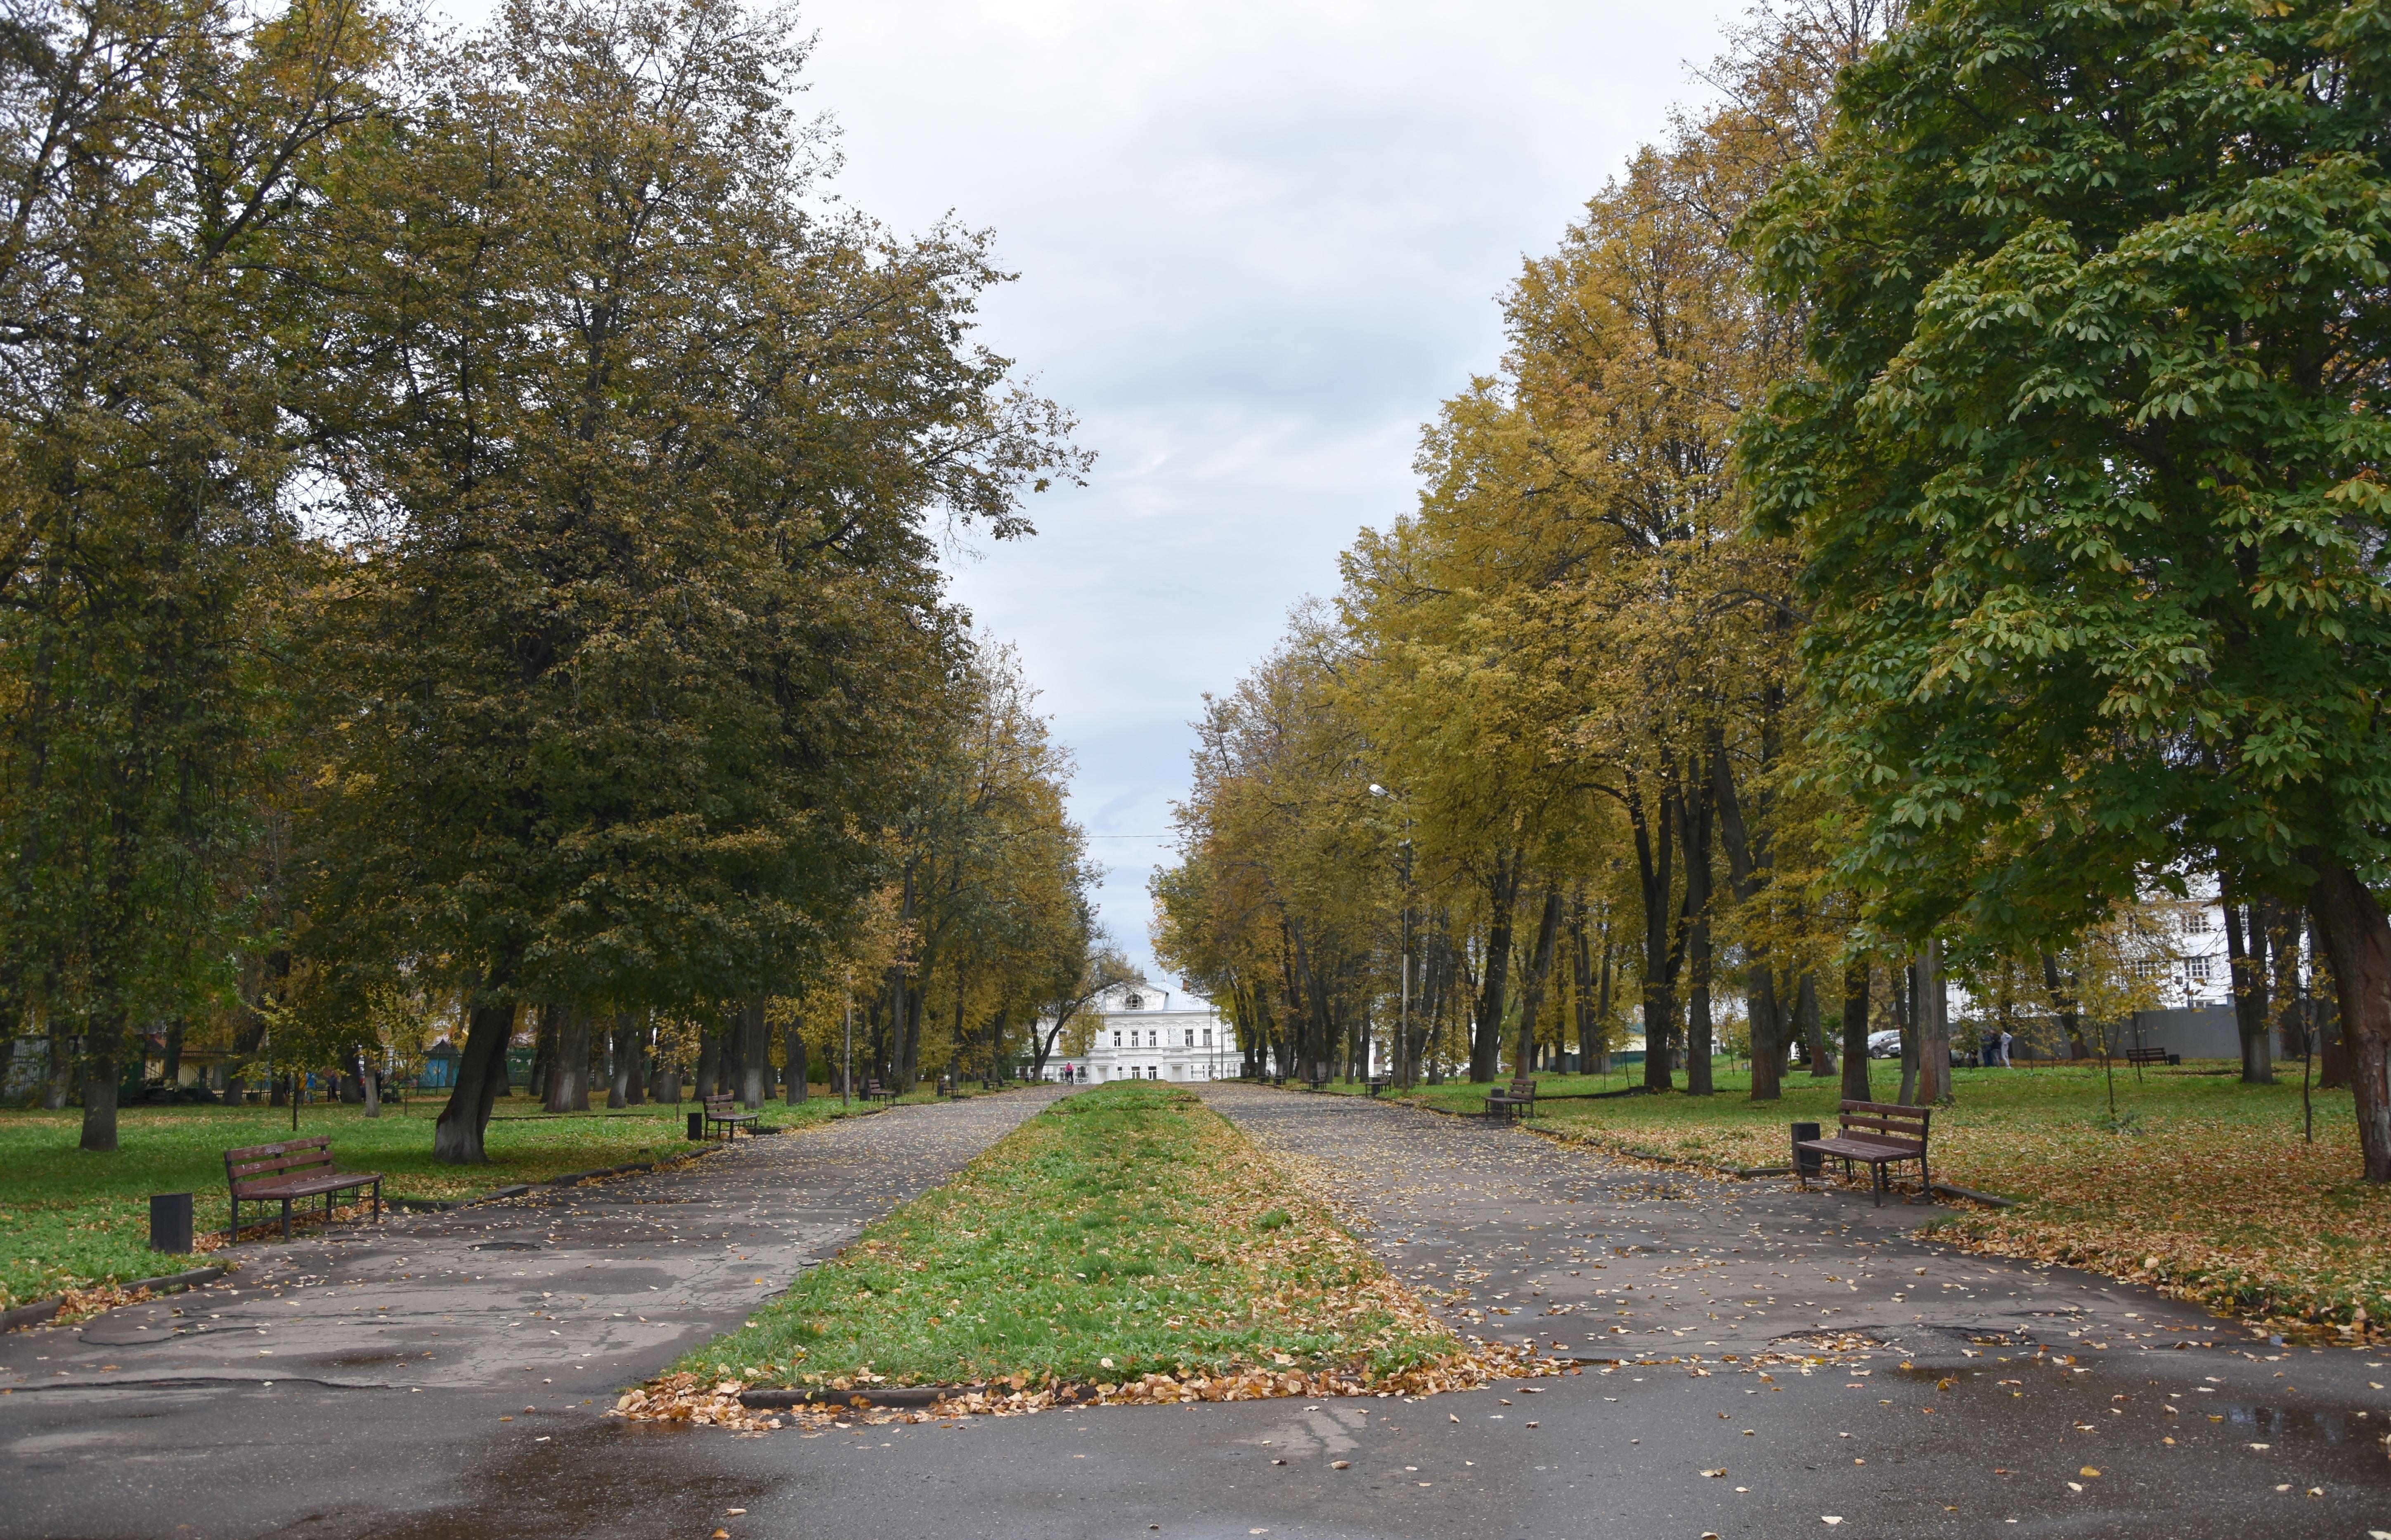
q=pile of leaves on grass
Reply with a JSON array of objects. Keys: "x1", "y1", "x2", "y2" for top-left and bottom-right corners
[{"x1": 618, "y1": 1081, "x2": 1544, "y2": 1428}]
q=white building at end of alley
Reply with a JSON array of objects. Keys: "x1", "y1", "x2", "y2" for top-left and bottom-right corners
[{"x1": 1037, "y1": 983, "x2": 1235, "y2": 1083}]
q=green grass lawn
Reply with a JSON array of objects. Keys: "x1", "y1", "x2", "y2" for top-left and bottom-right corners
[
  {"x1": 0, "y1": 1085, "x2": 986, "y2": 1309},
  {"x1": 1362, "y1": 1060, "x2": 2386, "y2": 1337},
  {"x1": 679, "y1": 1079, "x2": 1467, "y2": 1393}
]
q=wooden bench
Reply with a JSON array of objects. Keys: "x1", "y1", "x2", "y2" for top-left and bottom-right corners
[
  {"x1": 1796, "y1": 1100, "x2": 1932, "y2": 1206},
  {"x1": 701, "y1": 1094, "x2": 759, "y2": 1141},
  {"x1": 1365, "y1": 1075, "x2": 1393, "y2": 1097},
  {"x1": 859, "y1": 1077, "x2": 899, "y2": 1106},
  {"x1": 225, "y1": 1137, "x2": 383, "y2": 1241},
  {"x1": 2124, "y1": 1046, "x2": 2180, "y2": 1067},
  {"x1": 1485, "y1": 1078, "x2": 1537, "y2": 1121}
]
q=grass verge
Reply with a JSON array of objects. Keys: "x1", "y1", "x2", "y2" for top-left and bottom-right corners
[
  {"x1": 640, "y1": 1080, "x2": 1524, "y2": 1424},
  {"x1": 0, "y1": 1088, "x2": 956, "y2": 1310},
  {"x1": 1384, "y1": 1062, "x2": 2388, "y2": 1339}
]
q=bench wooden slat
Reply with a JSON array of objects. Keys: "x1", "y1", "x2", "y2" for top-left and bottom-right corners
[
  {"x1": 700, "y1": 1095, "x2": 759, "y2": 1141},
  {"x1": 1794, "y1": 1098, "x2": 1933, "y2": 1207},
  {"x1": 225, "y1": 1136, "x2": 381, "y2": 1241}
]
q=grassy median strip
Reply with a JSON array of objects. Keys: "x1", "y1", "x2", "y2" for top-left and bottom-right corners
[{"x1": 657, "y1": 1081, "x2": 1500, "y2": 1412}]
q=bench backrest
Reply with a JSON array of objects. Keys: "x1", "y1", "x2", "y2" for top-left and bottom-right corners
[
  {"x1": 226, "y1": 1136, "x2": 336, "y2": 1188},
  {"x1": 2124, "y1": 1046, "x2": 2167, "y2": 1061},
  {"x1": 1837, "y1": 1099, "x2": 1928, "y2": 1149},
  {"x1": 702, "y1": 1095, "x2": 745, "y2": 1112},
  {"x1": 1508, "y1": 1078, "x2": 1537, "y2": 1097}
]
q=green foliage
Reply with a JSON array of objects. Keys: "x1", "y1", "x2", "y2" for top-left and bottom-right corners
[{"x1": 1742, "y1": 0, "x2": 2391, "y2": 945}]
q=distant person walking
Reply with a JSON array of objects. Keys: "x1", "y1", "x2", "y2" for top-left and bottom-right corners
[{"x1": 1997, "y1": 1030, "x2": 2014, "y2": 1068}]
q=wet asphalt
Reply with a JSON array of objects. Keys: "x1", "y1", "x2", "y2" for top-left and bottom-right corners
[{"x1": 2, "y1": 1084, "x2": 2385, "y2": 1539}]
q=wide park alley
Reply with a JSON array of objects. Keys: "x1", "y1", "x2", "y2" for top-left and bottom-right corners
[{"x1": 4, "y1": 1082, "x2": 2385, "y2": 1540}]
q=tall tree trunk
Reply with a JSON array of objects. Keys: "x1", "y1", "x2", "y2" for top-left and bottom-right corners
[
  {"x1": 434, "y1": 998, "x2": 516, "y2": 1164},
  {"x1": 740, "y1": 997, "x2": 769, "y2": 1109},
  {"x1": 359, "y1": 1044, "x2": 381, "y2": 1117},
  {"x1": 695, "y1": 1023, "x2": 722, "y2": 1099},
  {"x1": 2318, "y1": 922, "x2": 2354, "y2": 1091},
  {"x1": 2222, "y1": 886, "x2": 2274, "y2": 1084},
  {"x1": 1896, "y1": 961, "x2": 1920, "y2": 1106},
  {"x1": 1840, "y1": 959, "x2": 1873, "y2": 1102},
  {"x1": 607, "y1": 1013, "x2": 632, "y2": 1108},
  {"x1": 2039, "y1": 950, "x2": 2087, "y2": 1057},
  {"x1": 41, "y1": 1014, "x2": 71, "y2": 1109},
  {"x1": 1593, "y1": 915, "x2": 1615, "y2": 1072},
  {"x1": 624, "y1": 1014, "x2": 646, "y2": 1105},
  {"x1": 2301, "y1": 849, "x2": 2391, "y2": 1181},
  {"x1": 1513, "y1": 883, "x2": 1564, "y2": 1078},
  {"x1": 1568, "y1": 893, "x2": 1596, "y2": 1069},
  {"x1": 1628, "y1": 772, "x2": 1679, "y2": 1091},
  {"x1": 1748, "y1": 970, "x2": 1786, "y2": 1103},
  {"x1": 721, "y1": 1014, "x2": 748, "y2": 1101},
  {"x1": 786, "y1": 1009, "x2": 808, "y2": 1103},
  {"x1": 1710, "y1": 748, "x2": 1783, "y2": 1100},
  {"x1": 79, "y1": 1006, "x2": 124, "y2": 1152},
  {"x1": 1683, "y1": 780, "x2": 1716, "y2": 1096},
  {"x1": 1471, "y1": 852, "x2": 1523, "y2": 1083},
  {"x1": 1801, "y1": 973, "x2": 1833, "y2": 1076},
  {"x1": 546, "y1": 1004, "x2": 589, "y2": 1114},
  {"x1": 161, "y1": 1018, "x2": 185, "y2": 1089},
  {"x1": 2269, "y1": 906, "x2": 2308, "y2": 1057},
  {"x1": 1914, "y1": 941, "x2": 1952, "y2": 1104}
]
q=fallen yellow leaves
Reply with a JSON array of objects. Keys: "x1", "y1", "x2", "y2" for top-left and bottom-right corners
[
  {"x1": 1541, "y1": 1080, "x2": 2391, "y2": 1338},
  {"x1": 615, "y1": 1341, "x2": 1558, "y2": 1433}
]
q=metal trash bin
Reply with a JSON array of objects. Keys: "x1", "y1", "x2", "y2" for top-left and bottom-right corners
[
  {"x1": 150, "y1": 1191, "x2": 194, "y2": 1254},
  {"x1": 687, "y1": 1111, "x2": 705, "y2": 1141},
  {"x1": 1791, "y1": 1122, "x2": 1823, "y2": 1180}
]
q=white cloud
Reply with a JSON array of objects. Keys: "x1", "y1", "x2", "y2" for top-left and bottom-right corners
[
  {"x1": 782, "y1": 0, "x2": 1737, "y2": 981},
  {"x1": 438, "y1": 0, "x2": 1740, "y2": 981}
]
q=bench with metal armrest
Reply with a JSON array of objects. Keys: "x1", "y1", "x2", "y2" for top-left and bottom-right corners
[
  {"x1": 1484, "y1": 1077, "x2": 1537, "y2": 1122},
  {"x1": 225, "y1": 1137, "x2": 383, "y2": 1240},
  {"x1": 701, "y1": 1094, "x2": 759, "y2": 1141},
  {"x1": 1796, "y1": 1100, "x2": 1931, "y2": 1206}
]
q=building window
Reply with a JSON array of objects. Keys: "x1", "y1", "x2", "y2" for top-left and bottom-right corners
[
  {"x1": 2182, "y1": 911, "x2": 2211, "y2": 935},
  {"x1": 1147, "y1": 1065, "x2": 1157, "y2": 1079},
  {"x1": 1112, "y1": 1032, "x2": 1121, "y2": 1047},
  {"x1": 1203, "y1": 1028, "x2": 1212, "y2": 1046},
  {"x1": 1125, "y1": 993, "x2": 1143, "y2": 1010},
  {"x1": 2187, "y1": 956, "x2": 2212, "y2": 983}
]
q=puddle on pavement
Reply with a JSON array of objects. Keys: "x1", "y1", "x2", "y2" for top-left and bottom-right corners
[{"x1": 2213, "y1": 1401, "x2": 2380, "y2": 1446}]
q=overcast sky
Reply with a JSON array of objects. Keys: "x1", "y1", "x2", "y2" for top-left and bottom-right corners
[{"x1": 768, "y1": 0, "x2": 1740, "y2": 988}]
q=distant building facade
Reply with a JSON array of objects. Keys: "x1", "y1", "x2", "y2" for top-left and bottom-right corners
[{"x1": 1039, "y1": 983, "x2": 1235, "y2": 1083}]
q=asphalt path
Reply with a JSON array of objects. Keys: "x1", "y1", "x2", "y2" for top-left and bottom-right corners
[
  {"x1": 3, "y1": 1082, "x2": 2385, "y2": 1539},
  {"x1": 0, "y1": 1087, "x2": 1068, "y2": 1538}
]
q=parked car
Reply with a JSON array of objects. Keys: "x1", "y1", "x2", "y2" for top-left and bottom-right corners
[{"x1": 1867, "y1": 1029, "x2": 1904, "y2": 1059}]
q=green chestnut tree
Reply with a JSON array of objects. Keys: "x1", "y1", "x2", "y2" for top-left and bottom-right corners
[{"x1": 1743, "y1": 0, "x2": 2391, "y2": 1172}]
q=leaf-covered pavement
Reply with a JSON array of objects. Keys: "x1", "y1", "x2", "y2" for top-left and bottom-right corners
[{"x1": 1202, "y1": 1081, "x2": 2240, "y2": 1368}]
